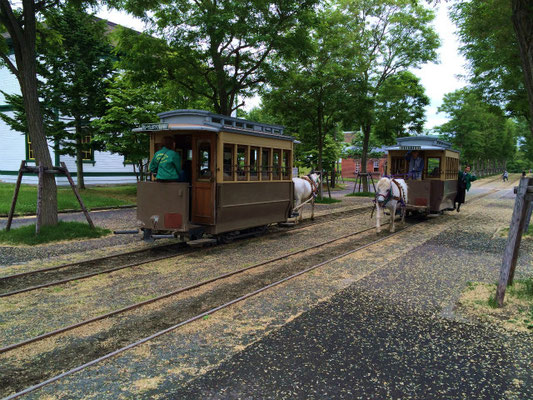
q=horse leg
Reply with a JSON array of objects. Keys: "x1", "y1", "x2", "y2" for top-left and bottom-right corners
[
  {"x1": 311, "y1": 198, "x2": 315, "y2": 220},
  {"x1": 390, "y1": 204, "x2": 396, "y2": 232},
  {"x1": 376, "y1": 204, "x2": 381, "y2": 233}
]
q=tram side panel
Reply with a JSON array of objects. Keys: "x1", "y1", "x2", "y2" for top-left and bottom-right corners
[
  {"x1": 215, "y1": 181, "x2": 293, "y2": 234},
  {"x1": 137, "y1": 182, "x2": 190, "y2": 233}
]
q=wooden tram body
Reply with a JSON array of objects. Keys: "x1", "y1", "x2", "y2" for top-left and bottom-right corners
[
  {"x1": 135, "y1": 110, "x2": 295, "y2": 241},
  {"x1": 386, "y1": 136, "x2": 460, "y2": 214}
]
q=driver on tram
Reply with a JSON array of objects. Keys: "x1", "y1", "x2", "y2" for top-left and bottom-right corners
[
  {"x1": 405, "y1": 150, "x2": 424, "y2": 180},
  {"x1": 149, "y1": 136, "x2": 182, "y2": 182}
]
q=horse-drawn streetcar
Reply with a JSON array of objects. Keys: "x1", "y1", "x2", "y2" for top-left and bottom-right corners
[
  {"x1": 386, "y1": 136, "x2": 460, "y2": 214},
  {"x1": 135, "y1": 109, "x2": 297, "y2": 243}
]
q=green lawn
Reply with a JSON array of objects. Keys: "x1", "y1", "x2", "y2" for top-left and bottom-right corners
[
  {"x1": 315, "y1": 196, "x2": 342, "y2": 204},
  {"x1": 0, "y1": 183, "x2": 137, "y2": 215},
  {"x1": 0, "y1": 221, "x2": 111, "y2": 245}
]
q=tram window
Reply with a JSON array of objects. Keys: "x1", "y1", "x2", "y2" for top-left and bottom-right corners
[
  {"x1": 237, "y1": 145, "x2": 248, "y2": 181},
  {"x1": 187, "y1": 149, "x2": 193, "y2": 161},
  {"x1": 223, "y1": 144, "x2": 234, "y2": 181},
  {"x1": 273, "y1": 149, "x2": 281, "y2": 180},
  {"x1": 197, "y1": 141, "x2": 212, "y2": 180},
  {"x1": 250, "y1": 147, "x2": 259, "y2": 181},
  {"x1": 427, "y1": 157, "x2": 441, "y2": 178},
  {"x1": 282, "y1": 150, "x2": 291, "y2": 179},
  {"x1": 262, "y1": 148, "x2": 270, "y2": 180}
]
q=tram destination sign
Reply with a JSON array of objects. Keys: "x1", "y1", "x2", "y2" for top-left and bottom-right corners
[
  {"x1": 400, "y1": 145, "x2": 421, "y2": 150},
  {"x1": 140, "y1": 123, "x2": 169, "y2": 131}
]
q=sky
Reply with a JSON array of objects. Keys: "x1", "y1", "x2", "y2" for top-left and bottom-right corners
[{"x1": 96, "y1": 2, "x2": 468, "y2": 131}]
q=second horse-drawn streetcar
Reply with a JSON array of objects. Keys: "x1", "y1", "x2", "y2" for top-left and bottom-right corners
[
  {"x1": 385, "y1": 136, "x2": 460, "y2": 214},
  {"x1": 134, "y1": 109, "x2": 295, "y2": 243}
]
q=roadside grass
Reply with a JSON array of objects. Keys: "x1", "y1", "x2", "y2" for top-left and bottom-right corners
[
  {"x1": 345, "y1": 191, "x2": 374, "y2": 198},
  {"x1": 459, "y1": 278, "x2": 533, "y2": 332},
  {"x1": 500, "y1": 225, "x2": 533, "y2": 239},
  {"x1": 0, "y1": 183, "x2": 137, "y2": 215},
  {"x1": 0, "y1": 221, "x2": 110, "y2": 246},
  {"x1": 315, "y1": 197, "x2": 342, "y2": 204}
]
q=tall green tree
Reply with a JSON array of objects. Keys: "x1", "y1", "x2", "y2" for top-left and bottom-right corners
[
  {"x1": 451, "y1": 0, "x2": 533, "y2": 136},
  {"x1": 0, "y1": 0, "x2": 65, "y2": 226},
  {"x1": 40, "y1": 4, "x2": 115, "y2": 189},
  {"x1": 437, "y1": 88, "x2": 516, "y2": 164},
  {"x1": 112, "y1": 0, "x2": 317, "y2": 116},
  {"x1": 373, "y1": 71, "x2": 429, "y2": 145},
  {"x1": 340, "y1": 0, "x2": 439, "y2": 190},
  {"x1": 260, "y1": 5, "x2": 356, "y2": 195}
]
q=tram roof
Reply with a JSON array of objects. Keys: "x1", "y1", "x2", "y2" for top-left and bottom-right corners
[
  {"x1": 133, "y1": 109, "x2": 295, "y2": 142},
  {"x1": 385, "y1": 135, "x2": 460, "y2": 153}
]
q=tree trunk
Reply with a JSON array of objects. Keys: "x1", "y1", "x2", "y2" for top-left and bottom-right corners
[
  {"x1": 75, "y1": 130, "x2": 85, "y2": 190},
  {"x1": 317, "y1": 106, "x2": 324, "y2": 199},
  {"x1": 361, "y1": 123, "x2": 371, "y2": 192},
  {"x1": 512, "y1": 0, "x2": 533, "y2": 136},
  {"x1": 20, "y1": 58, "x2": 58, "y2": 226}
]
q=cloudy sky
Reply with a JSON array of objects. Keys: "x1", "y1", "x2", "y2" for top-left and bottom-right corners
[{"x1": 96, "y1": 2, "x2": 467, "y2": 131}]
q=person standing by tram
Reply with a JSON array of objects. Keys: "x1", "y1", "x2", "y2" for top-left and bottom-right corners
[
  {"x1": 405, "y1": 150, "x2": 424, "y2": 180},
  {"x1": 149, "y1": 136, "x2": 182, "y2": 181},
  {"x1": 454, "y1": 165, "x2": 477, "y2": 212}
]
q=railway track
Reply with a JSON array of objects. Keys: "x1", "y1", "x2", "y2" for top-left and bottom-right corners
[
  {"x1": 1, "y1": 188, "x2": 501, "y2": 399},
  {"x1": 0, "y1": 204, "x2": 373, "y2": 298},
  {"x1": 1, "y1": 216, "x2": 418, "y2": 399}
]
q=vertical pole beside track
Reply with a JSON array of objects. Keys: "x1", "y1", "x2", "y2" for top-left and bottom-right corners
[
  {"x1": 35, "y1": 163, "x2": 44, "y2": 235},
  {"x1": 6, "y1": 161, "x2": 26, "y2": 232},
  {"x1": 61, "y1": 162, "x2": 94, "y2": 229},
  {"x1": 496, "y1": 176, "x2": 532, "y2": 306}
]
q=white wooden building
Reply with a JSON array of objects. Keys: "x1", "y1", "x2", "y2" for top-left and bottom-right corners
[{"x1": 0, "y1": 28, "x2": 138, "y2": 186}]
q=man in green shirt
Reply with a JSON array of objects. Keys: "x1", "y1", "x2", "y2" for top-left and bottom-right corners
[{"x1": 149, "y1": 136, "x2": 182, "y2": 181}]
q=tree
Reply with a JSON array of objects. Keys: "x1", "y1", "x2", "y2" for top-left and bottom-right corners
[
  {"x1": 112, "y1": 0, "x2": 317, "y2": 116},
  {"x1": 0, "y1": 0, "x2": 62, "y2": 226},
  {"x1": 340, "y1": 0, "x2": 439, "y2": 190},
  {"x1": 451, "y1": 0, "x2": 533, "y2": 136},
  {"x1": 437, "y1": 88, "x2": 516, "y2": 165},
  {"x1": 260, "y1": 5, "x2": 356, "y2": 196},
  {"x1": 373, "y1": 71, "x2": 429, "y2": 145},
  {"x1": 38, "y1": 4, "x2": 115, "y2": 189}
]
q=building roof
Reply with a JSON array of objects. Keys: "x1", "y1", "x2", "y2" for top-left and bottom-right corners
[{"x1": 133, "y1": 109, "x2": 294, "y2": 142}]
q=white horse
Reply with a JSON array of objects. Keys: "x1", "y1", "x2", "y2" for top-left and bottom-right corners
[
  {"x1": 375, "y1": 177, "x2": 408, "y2": 233},
  {"x1": 292, "y1": 172, "x2": 321, "y2": 222}
]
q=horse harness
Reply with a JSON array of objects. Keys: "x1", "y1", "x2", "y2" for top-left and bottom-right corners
[{"x1": 302, "y1": 175, "x2": 319, "y2": 198}]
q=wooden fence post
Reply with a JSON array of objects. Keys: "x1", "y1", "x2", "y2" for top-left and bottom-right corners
[
  {"x1": 6, "y1": 161, "x2": 26, "y2": 232},
  {"x1": 35, "y1": 163, "x2": 44, "y2": 235},
  {"x1": 60, "y1": 162, "x2": 94, "y2": 229},
  {"x1": 496, "y1": 176, "x2": 531, "y2": 306}
]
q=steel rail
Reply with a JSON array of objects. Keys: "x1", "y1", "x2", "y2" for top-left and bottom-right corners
[
  {"x1": 2, "y1": 220, "x2": 418, "y2": 400},
  {"x1": 0, "y1": 220, "x2": 381, "y2": 354},
  {"x1": 0, "y1": 204, "x2": 373, "y2": 298},
  {"x1": 2, "y1": 188, "x2": 499, "y2": 399}
]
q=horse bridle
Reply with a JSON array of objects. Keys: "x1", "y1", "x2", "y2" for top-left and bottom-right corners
[{"x1": 376, "y1": 179, "x2": 404, "y2": 206}]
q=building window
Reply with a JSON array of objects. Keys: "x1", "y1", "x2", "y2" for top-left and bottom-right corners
[
  {"x1": 373, "y1": 160, "x2": 379, "y2": 172},
  {"x1": 355, "y1": 162, "x2": 360, "y2": 173},
  {"x1": 26, "y1": 134, "x2": 35, "y2": 161}
]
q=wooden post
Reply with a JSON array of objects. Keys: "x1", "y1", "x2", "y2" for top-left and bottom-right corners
[
  {"x1": 6, "y1": 161, "x2": 26, "y2": 232},
  {"x1": 35, "y1": 163, "x2": 44, "y2": 234},
  {"x1": 496, "y1": 176, "x2": 530, "y2": 306},
  {"x1": 523, "y1": 201, "x2": 533, "y2": 234},
  {"x1": 60, "y1": 162, "x2": 95, "y2": 229}
]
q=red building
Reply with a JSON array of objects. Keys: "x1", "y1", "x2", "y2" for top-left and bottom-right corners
[{"x1": 341, "y1": 132, "x2": 387, "y2": 178}]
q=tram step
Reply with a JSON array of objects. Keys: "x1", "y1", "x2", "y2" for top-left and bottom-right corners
[{"x1": 187, "y1": 238, "x2": 217, "y2": 248}]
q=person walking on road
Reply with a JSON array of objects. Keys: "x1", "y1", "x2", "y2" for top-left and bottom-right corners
[
  {"x1": 502, "y1": 170, "x2": 509, "y2": 182},
  {"x1": 454, "y1": 165, "x2": 477, "y2": 212}
]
